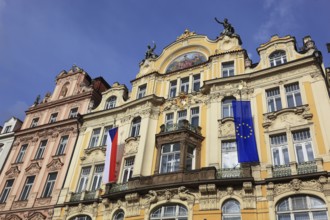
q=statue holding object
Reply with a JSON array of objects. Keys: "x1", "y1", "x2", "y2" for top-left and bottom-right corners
[{"x1": 214, "y1": 17, "x2": 235, "y2": 36}]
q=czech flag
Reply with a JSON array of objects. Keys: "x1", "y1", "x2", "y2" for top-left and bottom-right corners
[{"x1": 103, "y1": 127, "x2": 118, "y2": 183}]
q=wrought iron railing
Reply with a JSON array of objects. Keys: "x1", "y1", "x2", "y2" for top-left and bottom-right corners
[
  {"x1": 109, "y1": 183, "x2": 129, "y2": 193},
  {"x1": 273, "y1": 164, "x2": 291, "y2": 177},
  {"x1": 297, "y1": 161, "x2": 317, "y2": 174},
  {"x1": 160, "y1": 121, "x2": 201, "y2": 134},
  {"x1": 70, "y1": 192, "x2": 82, "y2": 202},
  {"x1": 217, "y1": 168, "x2": 242, "y2": 178},
  {"x1": 84, "y1": 191, "x2": 96, "y2": 200}
]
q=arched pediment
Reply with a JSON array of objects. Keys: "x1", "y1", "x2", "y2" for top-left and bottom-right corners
[{"x1": 165, "y1": 52, "x2": 207, "y2": 73}]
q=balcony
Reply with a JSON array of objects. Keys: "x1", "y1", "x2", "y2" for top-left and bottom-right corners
[
  {"x1": 68, "y1": 189, "x2": 102, "y2": 203},
  {"x1": 272, "y1": 164, "x2": 292, "y2": 178},
  {"x1": 159, "y1": 121, "x2": 202, "y2": 135},
  {"x1": 297, "y1": 161, "x2": 317, "y2": 174},
  {"x1": 217, "y1": 167, "x2": 251, "y2": 179}
]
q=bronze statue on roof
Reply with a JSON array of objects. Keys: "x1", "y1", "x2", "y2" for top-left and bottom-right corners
[{"x1": 215, "y1": 17, "x2": 235, "y2": 36}]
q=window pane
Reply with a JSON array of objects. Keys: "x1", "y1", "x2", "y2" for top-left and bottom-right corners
[
  {"x1": 306, "y1": 143, "x2": 314, "y2": 161},
  {"x1": 287, "y1": 95, "x2": 295, "y2": 108},
  {"x1": 296, "y1": 145, "x2": 304, "y2": 163},
  {"x1": 293, "y1": 212, "x2": 309, "y2": 220},
  {"x1": 292, "y1": 196, "x2": 308, "y2": 210},
  {"x1": 313, "y1": 211, "x2": 328, "y2": 220}
]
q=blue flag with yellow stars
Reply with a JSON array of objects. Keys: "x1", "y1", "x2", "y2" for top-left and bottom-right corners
[{"x1": 232, "y1": 101, "x2": 259, "y2": 163}]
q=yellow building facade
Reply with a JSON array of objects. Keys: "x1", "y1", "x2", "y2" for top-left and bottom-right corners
[{"x1": 53, "y1": 30, "x2": 330, "y2": 220}]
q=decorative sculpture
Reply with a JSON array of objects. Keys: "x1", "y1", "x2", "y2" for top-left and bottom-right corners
[
  {"x1": 214, "y1": 17, "x2": 235, "y2": 36},
  {"x1": 145, "y1": 190, "x2": 158, "y2": 205},
  {"x1": 178, "y1": 186, "x2": 195, "y2": 201},
  {"x1": 145, "y1": 42, "x2": 158, "y2": 60},
  {"x1": 34, "y1": 95, "x2": 40, "y2": 106}
]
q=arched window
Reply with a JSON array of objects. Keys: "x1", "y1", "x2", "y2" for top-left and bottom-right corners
[
  {"x1": 69, "y1": 215, "x2": 92, "y2": 220},
  {"x1": 222, "y1": 97, "x2": 236, "y2": 118},
  {"x1": 269, "y1": 50, "x2": 287, "y2": 67},
  {"x1": 105, "y1": 96, "x2": 117, "y2": 109},
  {"x1": 222, "y1": 199, "x2": 241, "y2": 220},
  {"x1": 150, "y1": 204, "x2": 188, "y2": 220},
  {"x1": 276, "y1": 195, "x2": 328, "y2": 220},
  {"x1": 130, "y1": 117, "x2": 141, "y2": 137},
  {"x1": 113, "y1": 210, "x2": 125, "y2": 220}
]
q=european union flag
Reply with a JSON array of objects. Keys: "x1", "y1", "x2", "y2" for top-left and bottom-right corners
[{"x1": 232, "y1": 101, "x2": 259, "y2": 163}]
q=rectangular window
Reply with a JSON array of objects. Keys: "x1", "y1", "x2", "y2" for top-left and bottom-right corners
[
  {"x1": 266, "y1": 87, "x2": 282, "y2": 112},
  {"x1": 193, "y1": 74, "x2": 200, "y2": 92},
  {"x1": 41, "y1": 172, "x2": 57, "y2": 198},
  {"x1": 270, "y1": 134, "x2": 289, "y2": 166},
  {"x1": 16, "y1": 144, "x2": 28, "y2": 163},
  {"x1": 186, "y1": 145, "x2": 195, "y2": 171},
  {"x1": 68, "y1": 108, "x2": 78, "y2": 118},
  {"x1": 137, "y1": 84, "x2": 147, "y2": 99},
  {"x1": 130, "y1": 118, "x2": 141, "y2": 137},
  {"x1": 35, "y1": 140, "x2": 48, "y2": 159},
  {"x1": 190, "y1": 107, "x2": 199, "y2": 127},
  {"x1": 165, "y1": 113, "x2": 174, "y2": 128},
  {"x1": 55, "y1": 136, "x2": 68, "y2": 155},
  {"x1": 122, "y1": 157, "x2": 135, "y2": 183},
  {"x1": 0, "y1": 179, "x2": 14, "y2": 203},
  {"x1": 49, "y1": 113, "x2": 58, "y2": 123},
  {"x1": 222, "y1": 98, "x2": 235, "y2": 118},
  {"x1": 285, "y1": 83, "x2": 302, "y2": 108},
  {"x1": 222, "y1": 62, "x2": 234, "y2": 77},
  {"x1": 19, "y1": 176, "x2": 35, "y2": 200},
  {"x1": 77, "y1": 167, "x2": 91, "y2": 192},
  {"x1": 221, "y1": 141, "x2": 239, "y2": 168},
  {"x1": 89, "y1": 128, "x2": 101, "y2": 148},
  {"x1": 169, "y1": 81, "x2": 177, "y2": 98},
  {"x1": 293, "y1": 130, "x2": 314, "y2": 163},
  {"x1": 177, "y1": 110, "x2": 187, "y2": 127},
  {"x1": 30, "y1": 118, "x2": 39, "y2": 128},
  {"x1": 101, "y1": 126, "x2": 113, "y2": 146},
  {"x1": 160, "y1": 143, "x2": 180, "y2": 173},
  {"x1": 91, "y1": 165, "x2": 104, "y2": 191},
  {"x1": 3, "y1": 126, "x2": 12, "y2": 133},
  {"x1": 180, "y1": 77, "x2": 189, "y2": 93}
]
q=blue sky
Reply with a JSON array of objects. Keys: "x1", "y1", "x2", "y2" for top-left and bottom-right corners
[{"x1": 0, "y1": 0, "x2": 329, "y2": 125}]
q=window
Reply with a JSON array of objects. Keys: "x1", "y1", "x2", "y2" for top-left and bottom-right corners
[
  {"x1": 101, "y1": 126, "x2": 113, "y2": 146},
  {"x1": 270, "y1": 134, "x2": 289, "y2": 166},
  {"x1": 16, "y1": 144, "x2": 28, "y2": 163},
  {"x1": 105, "y1": 96, "x2": 117, "y2": 109},
  {"x1": 137, "y1": 84, "x2": 147, "y2": 99},
  {"x1": 113, "y1": 211, "x2": 125, "y2": 220},
  {"x1": 69, "y1": 107, "x2": 78, "y2": 118},
  {"x1": 276, "y1": 195, "x2": 328, "y2": 220},
  {"x1": 3, "y1": 126, "x2": 12, "y2": 133},
  {"x1": 49, "y1": 113, "x2": 58, "y2": 123},
  {"x1": 0, "y1": 179, "x2": 14, "y2": 203},
  {"x1": 69, "y1": 216, "x2": 92, "y2": 220},
  {"x1": 186, "y1": 145, "x2": 195, "y2": 171},
  {"x1": 130, "y1": 117, "x2": 141, "y2": 137},
  {"x1": 55, "y1": 136, "x2": 68, "y2": 155},
  {"x1": 41, "y1": 172, "x2": 57, "y2": 198},
  {"x1": 190, "y1": 107, "x2": 199, "y2": 127},
  {"x1": 88, "y1": 128, "x2": 101, "y2": 148},
  {"x1": 222, "y1": 200, "x2": 241, "y2": 220},
  {"x1": 19, "y1": 176, "x2": 35, "y2": 200},
  {"x1": 160, "y1": 143, "x2": 180, "y2": 173},
  {"x1": 122, "y1": 157, "x2": 134, "y2": 183},
  {"x1": 222, "y1": 141, "x2": 239, "y2": 168},
  {"x1": 91, "y1": 165, "x2": 104, "y2": 191},
  {"x1": 222, "y1": 62, "x2": 235, "y2": 77},
  {"x1": 150, "y1": 204, "x2": 188, "y2": 220},
  {"x1": 266, "y1": 87, "x2": 282, "y2": 112},
  {"x1": 269, "y1": 50, "x2": 287, "y2": 67},
  {"x1": 35, "y1": 140, "x2": 48, "y2": 159},
  {"x1": 180, "y1": 77, "x2": 189, "y2": 93},
  {"x1": 222, "y1": 97, "x2": 235, "y2": 118},
  {"x1": 285, "y1": 83, "x2": 302, "y2": 108},
  {"x1": 76, "y1": 167, "x2": 91, "y2": 192},
  {"x1": 165, "y1": 113, "x2": 174, "y2": 128},
  {"x1": 177, "y1": 110, "x2": 187, "y2": 127},
  {"x1": 30, "y1": 118, "x2": 39, "y2": 128},
  {"x1": 169, "y1": 81, "x2": 177, "y2": 98},
  {"x1": 193, "y1": 74, "x2": 200, "y2": 92},
  {"x1": 293, "y1": 130, "x2": 314, "y2": 163}
]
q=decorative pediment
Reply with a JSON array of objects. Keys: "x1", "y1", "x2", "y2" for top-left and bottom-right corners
[
  {"x1": 218, "y1": 118, "x2": 235, "y2": 138},
  {"x1": 46, "y1": 158, "x2": 63, "y2": 171},
  {"x1": 5, "y1": 214, "x2": 22, "y2": 220},
  {"x1": 28, "y1": 212, "x2": 46, "y2": 220},
  {"x1": 124, "y1": 139, "x2": 139, "y2": 156},
  {"x1": 5, "y1": 166, "x2": 20, "y2": 178},
  {"x1": 84, "y1": 146, "x2": 106, "y2": 156},
  {"x1": 25, "y1": 162, "x2": 41, "y2": 175}
]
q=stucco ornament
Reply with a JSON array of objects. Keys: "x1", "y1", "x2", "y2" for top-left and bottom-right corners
[
  {"x1": 177, "y1": 29, "x2": 196, "y2": 41},
  {"x1": 25, "y1": 162, "x2": 41, "y2": 175},
  {"x1": 145, "y1": 190, "x2": 158, "y2": 205},
  {"x1": 28, "y1": 212, "x2": 46, "y2": 220},
  {"x1": 290, "y1": 179, "x2": 302, "y2": 191},
  {"x1": 5, "y1": 166, "x2": 20, "y2": 178},
  {"x1": 178, "y1": 186, "x2": 195, "y2": 201}
]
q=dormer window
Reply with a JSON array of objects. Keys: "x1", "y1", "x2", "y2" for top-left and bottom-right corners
[
  {"x1": 69, "y1": 108, "x2": 78, "y2": 118},
  {"x1": 49, "y1": 113, "x2": 58, "y2": 123},
  {"x1": 105, "y1": 96, "x2": 117, "y2": 109},
  {"x1": 137, "y1": 84, "x2": 147, "y2": 99},
  {"x1": 269, "y1": 50, "x2": 287, "y2": 67},
  {"x1": 30, "y1": 118, "x2": 39, "y2": 128},
  {"x1": 3, "y1": 125, "x2": 12, "y2": 133},
  {"x1": 222, "y1": 62, "x2": 234, "y2": 77}
]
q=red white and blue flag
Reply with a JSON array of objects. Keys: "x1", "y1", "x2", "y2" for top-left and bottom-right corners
[{"x1": 103, "y1": 127, "x2": 119, "y2": 183}]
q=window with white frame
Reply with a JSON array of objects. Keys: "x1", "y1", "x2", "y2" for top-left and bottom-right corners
[
  {"x1": 105, "y1": 96, "x2": 117, "y2": 109},
  {"x1": 222, "y1": 62, "x2": 235, "y2": 77},
  {"x1": 293, "y1": 130, "x2": 314, "y2": 164},
  {"x1": 113, "y1": 211, "x2": 125, "y2": 220},
  {"x1": 101, "y1": 126, "x2": 113, "y2": 146},
  {"x1": 222, "y1": 141, "x2": 239, "y2": 168},
  {"x1": 222, "y1": 97, "x2": 235, "y2": 118},
  {"x1": 88, "y1": 128, "x2": 101, "y2": 148},
  {"x1": 19, "y1": 176, "x2": 35, "y2": 200},
  {"x1": 222, "y1": 199, "x2": 241, "y2": 220},
  {"x1": 190, "y1": 107, "x2": 199, "y2": 127},
  {"x1": 177, "y1": 110, "x2": 187, "y2": 127},
  {"x1": 137, "y1": 84, "x2": 147, "y2": 99},
  {"x1": 276, "y1": 195, "x2": 328, "y2": 220},
  {"x1": 0, "y1": 179, "x2": 14, "y2": 203},
  {"x1": 35, "y1": 140, "x2": 48, "y2": 159},
  {"x1": 266, "y1": 87, "x2": 282, "y2": 112},
  {"x1": 185, "y1": 145, "x2": 195, "y2": 171},
  {"x1": 150, "y1": 204, "x2": 188, "y2": 220},
  {"x1": 165, "y1": 113, "x2": 174, "y2": 128},
  {"x1": 30, "y1": 118, "x2": 39, "y2": 128},
  {"x1": 169, "y1": 81, "x2": 177, "y2": 98},
  {"x1": 68, "y1": 107, "x2": 79, "y2": 118},
  {"x1": 55, "y1": 136, "x2": 68, "y2": 155},
  {"x1": 193, "y1": 74, "x2": 200, "y2": 92},
  {"x1": 130, "y1": 117, "x2": 141, "y2": 137},
  {"x1": 180, "y1": 77, "x2": 189, "y2": 93},
  {"x1": 160, "y1": 143, "x2": 180, "y2": 174},
  {"x1": 269, "y1": 50, "x2": 287, "y2": 67},
  {"x1": 76, "y1": 167, "x2": 91, "y2": 192},
  {"x1": 16, "y1": 144, "x2": 28, "y2": 163},
  {"x1": 49, "y1": 113, "x2": 58, "y2": 123},
  {"x1": 41, "y1": 172, "x2": 57, "y2": 198},
  {"x1": 3, "y1": 125, "x2": 12, "y2": 133},
  {"x1": 122, "y1": 157, "x2": 135, "y2": 183},
  {"x1": 90, "y1": 164, "x2": 104, "y2": 191},
  {"x1": 285, "y1": 83, "x2": 302, "y2": 108},
  {"x1": 270, "y1": 134, "x2": 290, "y2": 166}
]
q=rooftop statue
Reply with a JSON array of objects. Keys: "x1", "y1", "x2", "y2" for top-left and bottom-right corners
[
  {"x1": 145, "y1": 42, "x2": 158, "y2": 60},
  {"x1": 215, "y1": 17, "x2": 235, "y2": 36}
]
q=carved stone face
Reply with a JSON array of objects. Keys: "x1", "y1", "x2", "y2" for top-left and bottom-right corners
[{"x1": 227, "y1": 187, "x2": 233, "y2": 195}]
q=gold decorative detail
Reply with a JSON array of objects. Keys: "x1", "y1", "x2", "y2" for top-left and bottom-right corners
[{"x1": 177, "y1": 29, "x2": 196, "y2": 41}]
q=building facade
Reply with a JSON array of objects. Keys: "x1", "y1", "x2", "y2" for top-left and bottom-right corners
[{"x1": 0, "y1": 66, "x2": 109, "y2": 220}]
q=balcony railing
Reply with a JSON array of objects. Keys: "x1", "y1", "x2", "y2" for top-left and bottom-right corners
[
  {"x1": 109, "y1": 183, "x2": 129, "y2": 193},
  {"x1": 70, "y1": 192, "x2": 82, "y2": 202},
  {"x1": 159, "y1": 120, "x2": 201, "y2": 134},
  {"x1": 273, "y1": 164, "x2": 291, "y2": 177},
  {"x1": 297, "y1": 161, "x2": 317, "y2": 174},
  {"x1": 217, "y1": 168, "x2": 242, "y2": 178}
]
